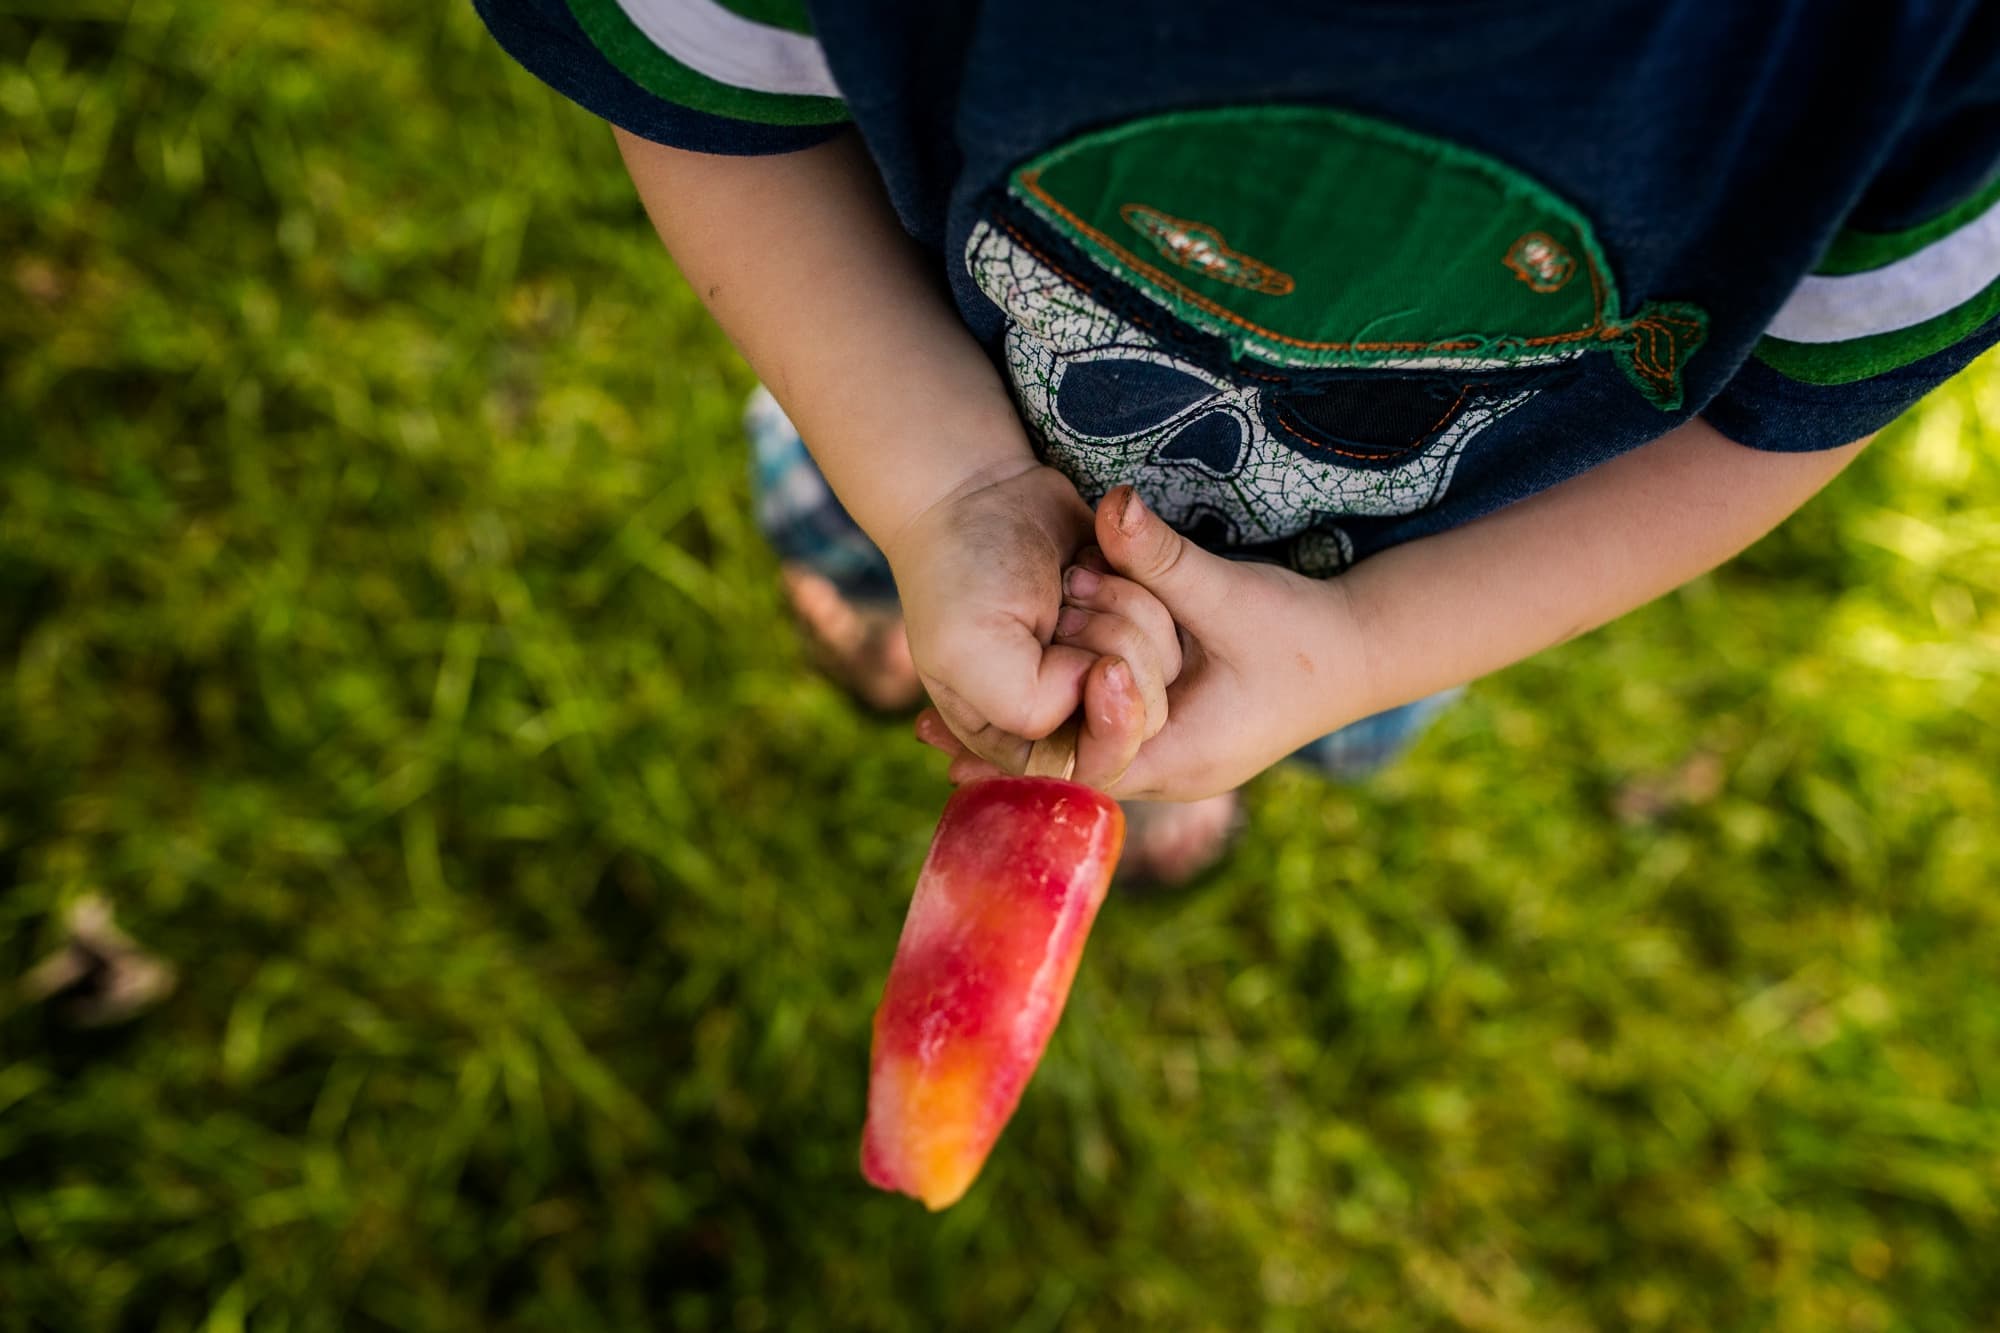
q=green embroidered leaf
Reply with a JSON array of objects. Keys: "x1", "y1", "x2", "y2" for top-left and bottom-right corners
[
  {"x1": 1005, "y1": 105, "x2": 1705, "y2": 410},
  {"x1": 1605, "y1": 303, "x2": 1710, "y2": 412}
]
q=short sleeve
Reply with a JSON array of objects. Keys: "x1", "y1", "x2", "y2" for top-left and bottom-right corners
[
  {"x1": 473, "y1": 0, "x2": 848, "y2": 156},
  {"x1": 1708, "y1": 11, "x2": 2000, "y2": 451}
]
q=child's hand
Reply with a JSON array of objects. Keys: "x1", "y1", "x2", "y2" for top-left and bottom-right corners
[
  {"x1": 888, "y1": 465, "x2": 1185, "y2": 786},
  {"x1": 919, "y1": 486, "x2": 1366, "y2": 802}
]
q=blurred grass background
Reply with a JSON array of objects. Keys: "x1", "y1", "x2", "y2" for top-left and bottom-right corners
[{"x1": 4, "y1": 3, "x2": 2000, "y2": 1329}]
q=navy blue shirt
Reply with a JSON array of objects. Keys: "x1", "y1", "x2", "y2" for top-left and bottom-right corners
[{"x1": 478, "y1": 0, "x2": 2000, "y2": 571}]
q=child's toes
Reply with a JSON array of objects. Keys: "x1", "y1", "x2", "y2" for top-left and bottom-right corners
[
  {"x1": 857, "y1": 613, "x2": 923, "y2": 711},
  {"x1": 784, "y1": 566, "x2": 865, "y2": 657},
  {"x1": 782, "y1": 563, "x2": 924, "y2": 712},
  {"x1": 1116, "y1": 791, "x2": 1243, "y2": 890}
]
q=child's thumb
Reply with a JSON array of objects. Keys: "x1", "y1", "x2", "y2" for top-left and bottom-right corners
[{"x1": 1094, "y1": 486, "x2": 1228, "y2": 624}]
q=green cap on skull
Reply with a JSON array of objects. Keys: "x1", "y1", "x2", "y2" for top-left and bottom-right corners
[{"x1": 1009, "y1": 106, "x2": 1705, "y2": 411}]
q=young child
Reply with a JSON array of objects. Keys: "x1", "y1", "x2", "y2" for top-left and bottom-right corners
[{"x1": 476, "y1": 0, "x2": 2000, "y2": 880}]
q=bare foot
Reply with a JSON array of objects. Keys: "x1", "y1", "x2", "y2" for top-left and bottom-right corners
[
  {"x1": 782, "y1": 564, "x2": 925, "y2": 712},
  {"x1": 1117, "y1": 791, "x2": 1242, "y2": 888}
]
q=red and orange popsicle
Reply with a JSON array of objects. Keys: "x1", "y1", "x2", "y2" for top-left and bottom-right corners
[{"x1": 861, "y1": 733, "x2": 1123, "y2": 1210}]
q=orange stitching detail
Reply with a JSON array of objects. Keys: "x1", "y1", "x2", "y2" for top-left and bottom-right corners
[
  {"x1": 1503, "y1": 231, "x2": 1576, "y2": 293},
  {"x1": 1270, "y1": 406, "x2": 1405, "y2": 460},
  {"x1": 1119, "y1": 203, "x2": 1297, "y2": 296},
  {"x1": 1268, "y1": 385, "x2": 1470, "y2": 462},
  {"x1": 996, "y1": 218, "x2": 1164, "y2": 337},
  {"x1": 997, "y1": 218, "x2": 1095, "y2": 301},
  {"x1": 1018, "y1": 170, "x2": 1608, "y2": 358},
  {"x1": 1610, "y1": 309, "x2": 1701, "y2": 393}
]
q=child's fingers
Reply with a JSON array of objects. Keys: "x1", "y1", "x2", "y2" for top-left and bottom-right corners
[
  {"x1": 1051, "y1": 605, "x2": 1170, "y2": 740},
  {"x1": 1101, "y1": 693, "x2": 1235, "y2": 803},
  {"x1": 914, "y1": 707, "x2": 968, "y2": 758},
  {"x1": 921, "y1": 627, "x2": 1095, "y2": 772},
  {"x1": 1071, "y1": 655, "x2": 1146, "y2": 790},
  {"x1": 1061, "y1": 565, "x2": 1184, "y2": 683},
  {"x1": 946, "y1": 754, "x2": 1008, "y2": 785},
  {"x1": 922, "y1": 673, "x2": 1141, "y2": 793},
  {"x1": 919, "y1": 708, "x2": 1015, "y2": 785},
  {"x1": 925, "y1": 680, "x2": 1030, "y2": 774},
  {"x1": 1093, "y1": 486, "x2": 1234, "y2": 628}
]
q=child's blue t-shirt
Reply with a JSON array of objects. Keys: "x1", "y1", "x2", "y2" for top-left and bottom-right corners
[{"x1": 476, "y1": 0, "x2": 2000, "y2": 572}]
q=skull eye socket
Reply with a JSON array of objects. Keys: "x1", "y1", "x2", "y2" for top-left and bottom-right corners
[
  {"x1": 1264, "y1": 378, "x2": 1473, "y2": 467},
  {"x1": 1153, "y1": 410, "x2": 1245, "y2": 476},
  {"x1": 1053, "y1": 355, "x2": 1220, "y2": 441}
]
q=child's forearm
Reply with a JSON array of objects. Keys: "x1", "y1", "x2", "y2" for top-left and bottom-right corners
[
  {"x1": 614, "y1": 129, "x2": 1035, "y2": 550},
  {"x1": 922, "y1": 418, "x2": 1870, "y2": 800},
  {"x1": 1326, "y1": 418, "x2": 1870, "y2": 728}
]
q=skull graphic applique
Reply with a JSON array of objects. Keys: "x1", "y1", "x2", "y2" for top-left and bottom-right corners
[
  {"x1": 959, "y1": 107, "x2": 1709, "y2": 575},
  {"x1": 968, "y1": 220, "x2": 1536, "y2": 573}
]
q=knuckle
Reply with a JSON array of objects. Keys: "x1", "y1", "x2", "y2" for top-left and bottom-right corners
[
  {"x1": 1094, "y1": 611, "x2": 1143, "y2": 659},
  {"x1": 1148, "y1": 527, "x2": 1187, "y2": 581},
  {"x1": 1084, "y1": 615, "x2": 1152, "y2": 680},
  {"x1": 1133, "y1": 649, "x2": 1171, "y2": 708},
  {"x1": 1134, "y1": 603, "x2": 1182, "y2": 674},
  {"x1": 981, "y1": 689, "x2": 1043, "y2": 741},
  {"x1": 995, "y1": 704, "x2": 1040, "y2": 740},
  {"x1": 1092, "y1": 573, "x2": 1136, "y2": 609}
]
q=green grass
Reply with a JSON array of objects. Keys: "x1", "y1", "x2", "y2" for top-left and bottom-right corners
[{"x1": 4, "y1": 4, "x2": 2000, "y2": 1330}]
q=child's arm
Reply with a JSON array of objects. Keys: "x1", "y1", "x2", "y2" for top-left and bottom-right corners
[
  {"x1": 615, "y1": 129, "x2": 1172, "y2": 782},
  {"x1": 923, "y1": 417, "x2": 1868, "y2": 800},
  {"x1": 615, "y1": 129, "x2": 1022, "y2": 551},
  {"x1": 1333, "y1": 418, "x2": 1867, "y2": 723}
]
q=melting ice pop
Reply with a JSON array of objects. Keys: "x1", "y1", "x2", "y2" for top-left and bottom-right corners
[{"x1": 861, "y1": 728, "x2": 1123, "y2": 1210}]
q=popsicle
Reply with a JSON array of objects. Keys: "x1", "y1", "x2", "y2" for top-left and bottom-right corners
[{"x1": 861, "y1": 727, "x2": 1124, "y2": 1210}]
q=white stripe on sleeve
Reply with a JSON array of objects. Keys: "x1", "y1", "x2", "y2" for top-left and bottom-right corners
[
  {"x1": 612, "y1": 0, "x2": 840, "y2": 98},
  {"x1": 1765, "y1": 193, "x2": 2000, "y2": 344}
]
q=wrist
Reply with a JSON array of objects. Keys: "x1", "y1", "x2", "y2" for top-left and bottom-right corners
[
  {"x1": 879, "y1": 457, "x2": 1083, "y2": 576},
  {"x1": 1305, "y1": 570, "x2": 1385, "y2": 737},
  {"x1": 849, "y1": 400, "x2": 1038, "y2": 550}
]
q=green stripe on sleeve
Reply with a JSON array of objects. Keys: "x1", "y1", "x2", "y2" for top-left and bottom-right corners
[
  {"x1": 1753, "y1": 272, "x2": 2000, "y2": 384},
  {"x1": 718, "y1": 0, "x2": 813, "y2": 34},
  {"x1": 1814, "y1": 171, "x2": 2000, "y2": 275},
  {"x1": 565, "y1": 0, "x2": 847, "y2": 128}
]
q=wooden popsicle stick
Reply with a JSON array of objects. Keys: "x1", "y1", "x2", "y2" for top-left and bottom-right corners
[{"x1": 1023, "y1": 717, "x2": 1080, "y2": 781}]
